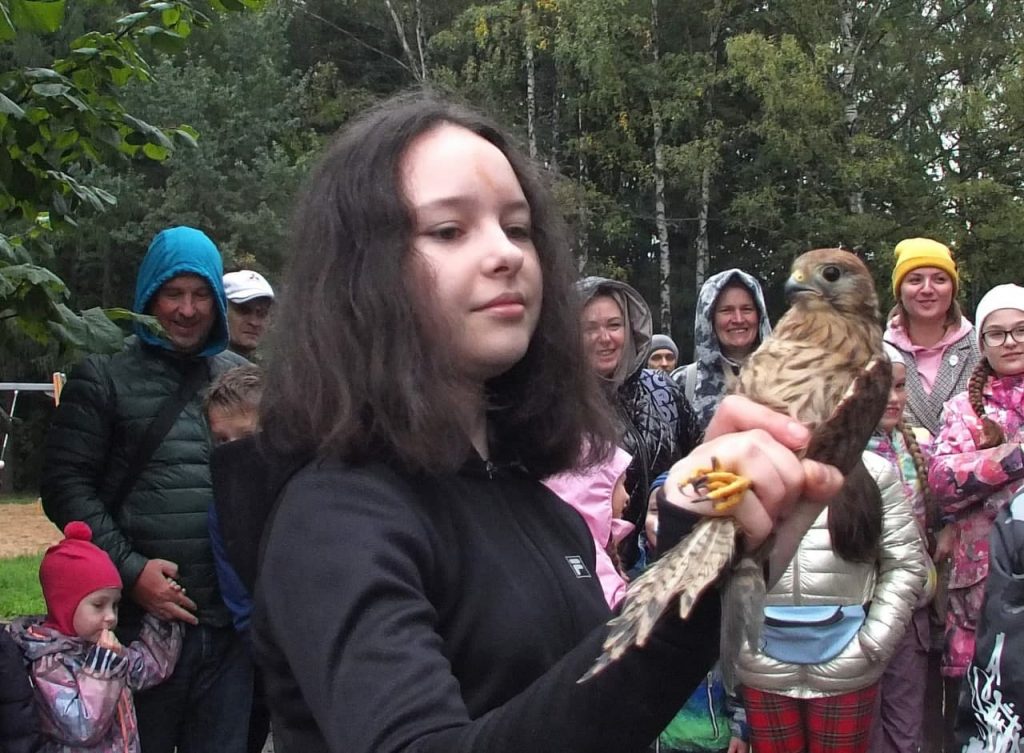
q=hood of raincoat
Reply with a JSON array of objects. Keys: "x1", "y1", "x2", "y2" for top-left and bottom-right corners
[
  {"x1": 132, "y1": 226, "x2": 229, "y2": 358},
  {"x1": 576, "y1": 276, "x2": 653, "y2": 387},
  {"x1": 685, "y1": 269, "x2": 772, "y2": 427}
]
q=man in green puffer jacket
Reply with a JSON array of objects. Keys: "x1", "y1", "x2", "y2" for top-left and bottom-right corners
[{"x1": 41, "y1": 226, "x2": 251, "y2": 753}]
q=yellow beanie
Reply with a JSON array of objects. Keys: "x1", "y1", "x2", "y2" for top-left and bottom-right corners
[{"x1": 891, "y1": 237, "x2": 958, "y2": 297}]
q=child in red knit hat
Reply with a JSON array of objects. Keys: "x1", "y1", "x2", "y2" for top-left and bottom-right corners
[{"x1": 8, "y1": 522, "x2": 183, "y2": 753}]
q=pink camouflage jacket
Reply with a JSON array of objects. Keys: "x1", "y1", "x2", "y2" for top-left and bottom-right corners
[
  {"x1": 8, "y1": 614, "x2": 182, "y2": 753},
  {"x1": 928, "y1": 375, "x2": 1024, "y2": 592}
]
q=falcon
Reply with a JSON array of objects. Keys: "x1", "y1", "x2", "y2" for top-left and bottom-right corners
[{"x1": 583, "y1": 248, "x2": 891, "y2": 681}]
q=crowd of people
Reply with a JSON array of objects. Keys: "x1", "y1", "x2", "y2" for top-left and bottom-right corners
[{"x1": 1, "y1": 90, "x2": 1022, "y2": 753}]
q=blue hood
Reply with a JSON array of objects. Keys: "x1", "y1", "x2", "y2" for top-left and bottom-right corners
[{"x1": 133, "y1": 226, "x2": 229, "y2": 357}]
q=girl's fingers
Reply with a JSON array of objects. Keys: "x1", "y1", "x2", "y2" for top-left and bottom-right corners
[
  {"x1": 659, "y1": 428, "x2": 839, "y2": 550},
  {"x1": 663, "y1": 429, "x2": 807, "y2": 518},
  {"x1": 729, "y1": 490, "x2": 774, "y2": 549},
  {"x1": 706, "y1": 396, "x2": 810, "y2": 451},
  {"x1": 800, "y1": 459, "x2": 844, "y2": 502}
]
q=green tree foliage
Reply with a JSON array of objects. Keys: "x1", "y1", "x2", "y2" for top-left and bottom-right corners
[
  {"x1": 0, "y1": 0, "x2": 263, "y2": 357},
  {"x1": 9, "y1": 0, "x2": 1024, "y2": 348},
  {"x1": 426, "y1": 0, "x2": 1024, "y2": 333},
  {"x1": 50, "y1": 6, "x2": 314, "y2": 312}
]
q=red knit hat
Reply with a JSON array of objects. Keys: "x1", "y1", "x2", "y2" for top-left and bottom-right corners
[{"x1": 40, "y1": 522, "x2": 123, "y2": 636}]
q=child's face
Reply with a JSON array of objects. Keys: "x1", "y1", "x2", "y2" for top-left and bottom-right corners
[
  {"x1": 611, "y1": 473, "x2": 629, "y2": 519},
  {"x1": 402, "y1": 125, "x2": 542, "y2": 384},
  {"x1": 208, "y1": 405, "x2": 258, "y2": 445},
  {"x1": 981, "y1": 309, "x2": 1024, "y2": 378},
  {"x1": 73, "y1": 587, "x2": 120, "y2": 642},
  {"x1": 879, "y1": 363, "x2": 907, "y2": 433}
]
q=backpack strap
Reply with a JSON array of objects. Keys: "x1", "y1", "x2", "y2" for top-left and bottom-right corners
[
  {"x1": 684, "y1": 362, "x2": 698, "y2": 403},
  {"x1": 108, "y1": 359, "x2": 207, "y2": 518}
]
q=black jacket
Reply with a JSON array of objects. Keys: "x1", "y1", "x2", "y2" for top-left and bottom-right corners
[
  {"x1": 252, "y1": 456, "x2": 719, "y2": 753},
  {"x1": 955, "y1": 502, "x2": 1024, "y2": 750},
  {"x1": 41, "y1": 338, "x2": 247, "y2": 630},
  {"x1": 0, "y1": 628, "x2": 40, "y2": 753}
]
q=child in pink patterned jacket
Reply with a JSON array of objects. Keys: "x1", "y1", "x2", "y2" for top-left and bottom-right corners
[
  {"x1": 928, "y1": 284, "x2": 1024, "y2": 704},
  {"x1": 8, "y1": 522, "x2": 182, "y2": 753}
]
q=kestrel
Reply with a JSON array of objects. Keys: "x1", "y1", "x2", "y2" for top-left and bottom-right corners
[{"x1": 583, "y1": 248, "x2": 891, "y2": 681}]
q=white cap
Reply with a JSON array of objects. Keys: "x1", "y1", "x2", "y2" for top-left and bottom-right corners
[
  {"x1": 223, "y1": 270, "x2": 274, "y2": 304},
  {"x1": 975, "y1": 284, "x2": 1024, "y2": 348},
  {"x1": 883, "y1": 342, "x2": 905, "y2": 367}
]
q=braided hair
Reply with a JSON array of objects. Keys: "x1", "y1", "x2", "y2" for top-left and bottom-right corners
[
  {"x1": 967, "y1": 359, "x2": 1005, "y2": 449},
  {"x1": 897, "y1": 419, "x2": 939, "y2": 541}
]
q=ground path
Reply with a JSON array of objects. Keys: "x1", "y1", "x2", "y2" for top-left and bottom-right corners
[{"x1": 0, "y1": 501, "x2": 60, "y2": 557}]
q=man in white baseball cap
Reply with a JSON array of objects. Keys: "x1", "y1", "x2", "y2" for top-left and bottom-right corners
[{"x1": 223, "y1": 270, "x2": 274, "y2": 359}]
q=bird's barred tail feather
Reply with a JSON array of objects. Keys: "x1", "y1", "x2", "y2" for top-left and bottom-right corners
[
  {"x1": 720, "y1": 554, "x2": 767, "y2": 693},
  {"x1": 579, "y1": 517, "x2": 737, "y2": 683}
]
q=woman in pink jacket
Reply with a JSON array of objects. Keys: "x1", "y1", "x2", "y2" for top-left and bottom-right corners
[{"x1": 928, "y1": 284, "x2": 1024, "y2": 730}]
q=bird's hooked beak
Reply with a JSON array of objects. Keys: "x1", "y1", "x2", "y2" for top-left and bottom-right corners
[{"x1": 784, "y1": 270, "x2": 818, "y2": 302}]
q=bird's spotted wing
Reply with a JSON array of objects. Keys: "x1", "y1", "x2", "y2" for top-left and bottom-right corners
[
  {"x1": 579, "y1": 517, "x2": 737, "y2": 682},
  {"x1": 805, "y1": 356, "x2": 892, "y2": 473},
  {"x1": 764, "y1": 356, "x2": 891, "y2": 584}
]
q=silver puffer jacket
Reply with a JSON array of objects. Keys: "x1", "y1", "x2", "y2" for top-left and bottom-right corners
[{"x1": 735, "y1": 451, "x2": 927, "y2": 699}]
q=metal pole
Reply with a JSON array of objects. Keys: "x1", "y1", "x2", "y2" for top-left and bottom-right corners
[{"x1": 0, "y1": 389, "x2": 19, "y2": 473}]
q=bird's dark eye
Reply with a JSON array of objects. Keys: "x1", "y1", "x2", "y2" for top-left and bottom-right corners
[{"x1": 822, "y1": 265, "x2": 842, "y2": 282}]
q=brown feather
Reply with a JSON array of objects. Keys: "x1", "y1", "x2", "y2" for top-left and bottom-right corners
[{"x1": 579, "y1": 517, "x2": 737, "y2": 683}]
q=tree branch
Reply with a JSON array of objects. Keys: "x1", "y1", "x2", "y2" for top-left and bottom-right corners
[
  {"x1": 286, "y1": 0, "x2": 415, "y2": 77},
  {"x1": 381, "y1": 0, "x2": 423, "y2": 81}
]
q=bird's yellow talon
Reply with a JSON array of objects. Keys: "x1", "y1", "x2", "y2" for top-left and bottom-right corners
[
  {"x1": 703, "y1": 471, "x2": 741, "y2": 485},
  {"x1": 707, "y1": 478, "x2": 750, "y2": 512},
  {"x1": 677, "y1": 462, "x2": 751, "y2": 513}
]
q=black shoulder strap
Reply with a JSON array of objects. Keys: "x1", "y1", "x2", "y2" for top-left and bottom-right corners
[{"x1": 108, "y1": 360, "x2": 207, "y2": 517}]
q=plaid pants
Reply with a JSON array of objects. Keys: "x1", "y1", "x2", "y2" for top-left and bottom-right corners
[{"x1": 744, "y1": 684, "x2": 878, "y2": 753}]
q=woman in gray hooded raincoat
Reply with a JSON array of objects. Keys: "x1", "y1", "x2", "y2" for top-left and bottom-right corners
[{"x1": 673, "y1": 269, "x2": 772, "y2": 431}]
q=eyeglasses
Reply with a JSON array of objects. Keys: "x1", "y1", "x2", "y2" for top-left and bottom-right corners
[{"x1": 981, "y1": 324, "x2": 1024, "y2": 348}]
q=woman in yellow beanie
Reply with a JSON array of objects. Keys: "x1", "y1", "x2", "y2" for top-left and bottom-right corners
[
  {"x1": 885, "y1": 237, "x2": 980, "y2": 439},
  {"x1": 883, "y1": 236, "x2": 980, "y2": 753}
]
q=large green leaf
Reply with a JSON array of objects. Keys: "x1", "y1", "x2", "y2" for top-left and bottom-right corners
[
  {"x1": 0, "y1": 93, "x2": 25, "y2": 118},
  {"x1": 48, "y1": 304, "x2": 128, "y2": 353},
  {"x1": 2, "y1": 262, "x2": 67, "y2": 295},
  {"x1": 0, "y1": 2, "x2": 14, "y2": 40},
  {"x1": 30, "y1": 82, "x2": 69, "y2": 97},
  {"x1": 9, "y1": 0, "x2": 65, "y2": 33}
]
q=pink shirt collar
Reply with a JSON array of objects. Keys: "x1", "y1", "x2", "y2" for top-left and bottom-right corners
[{"x1": 885, "y1": 316, "x2": 973, "y2": 392}]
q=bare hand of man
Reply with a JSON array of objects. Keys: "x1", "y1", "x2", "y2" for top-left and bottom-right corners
[{"x1": 131, "y1": 559, "x2": 199, "y2": 625}]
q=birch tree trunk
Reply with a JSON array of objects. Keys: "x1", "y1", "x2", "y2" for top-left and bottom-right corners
[
  {"x1": 414, "y1": 0, "x2": 427, "y2": 79},
  {"x1": 577, "y1": 101, "x2": 589, "y2": 273},
  {"x1": 523, "y1": 2, "x2": 537, "y2": 159},
  {"x1": 839, "y1": 3, "x2": 863, "y2": 215},
  {"x1": 695, "y1": 0, "x2": 724, "y2": 291},
  {"x1": 652, "y1": 100, "x2": 672, "y2": 335},
  {"x1": 695, "y1": 164, "x2": 711, "y2": 290},
  {"x1": 650, "y1": 0, "x2": 671, "y2": 334},
  {"x1": 382, "y1": 0, "x2": 425, "y2": 81}
]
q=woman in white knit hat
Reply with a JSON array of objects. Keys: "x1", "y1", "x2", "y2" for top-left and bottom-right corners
[{"x1": 928, "y1": 283, "x2": 1024, "y2": 743}]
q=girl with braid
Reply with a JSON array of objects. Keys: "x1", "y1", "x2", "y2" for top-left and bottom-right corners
[
  {"x1": 870, "y1": 344, "x2": 939, "y2": 753},
  {"x1": 929, "y1": 284, "x2": 1024, "y2": 733}
]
